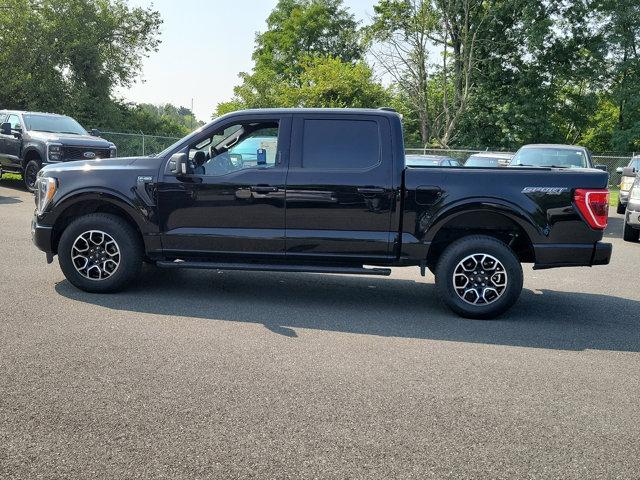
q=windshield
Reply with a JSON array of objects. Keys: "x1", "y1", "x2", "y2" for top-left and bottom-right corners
[
  {"x1": 23, "y1": 114, "x2": 87, "y2": 135},
  {"x1": 511, "y1": 147, "x2": 588, "y2": 168},
  {"x1": 465, "y1": 156, "x2": 499, "y2": 167},
  {"x1": 406, "y1": 156, "x2": 442, "y2": 166}
]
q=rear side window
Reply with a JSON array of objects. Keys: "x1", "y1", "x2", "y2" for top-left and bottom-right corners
[{"x1": 302, "y1": 119, "x2": 380, "y2": 169}]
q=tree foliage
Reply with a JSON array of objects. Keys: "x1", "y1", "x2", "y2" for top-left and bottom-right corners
[
  {"x1": 215, "y1": 0, "x2": 389, "y2": 115},
  {"x1": 0, "y1": 0, "x2": 179, "y2": 136}
]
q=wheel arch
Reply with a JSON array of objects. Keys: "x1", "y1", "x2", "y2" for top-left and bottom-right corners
[
  {"x1": 21, "y1": 147, "x2": 43, "y2": 167},
  {"x1": 425, "y1": 201, "x2": 538, "y2": 268},
  {"x1": 50, "y1": 191, "x2": 146, "y2": 254}
]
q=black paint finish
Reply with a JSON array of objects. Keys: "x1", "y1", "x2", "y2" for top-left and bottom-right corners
[{"x1": 32, "y1": 108, "x2": 612, "y2": 271}]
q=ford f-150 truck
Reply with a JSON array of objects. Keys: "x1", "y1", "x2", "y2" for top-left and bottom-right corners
[{"x1": 31, "y1": 108, "x2": 612, "y2": 318}]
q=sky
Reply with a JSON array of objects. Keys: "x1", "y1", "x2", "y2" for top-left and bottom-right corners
[{"x1": 119, "y1": 0, "x2": 377, "y2": 122}]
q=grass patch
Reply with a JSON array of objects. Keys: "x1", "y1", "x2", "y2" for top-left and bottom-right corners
[{"x1": 609, "y1": 188, "x2": 619, "y2": 207}]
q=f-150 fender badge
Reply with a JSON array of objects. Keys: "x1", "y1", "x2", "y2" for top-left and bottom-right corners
[{"x1": 521, "y1": 187, "x2": 569, "y2": 195}]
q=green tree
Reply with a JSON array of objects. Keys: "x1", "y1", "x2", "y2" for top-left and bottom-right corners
[
  {"x1": 215, "y1": 0, "x2": 373, "y2": 115},
  {"x1": 0, "y1": 0, "x2": 162, "y2": 129},
  {"x1": 598, "y1": 0, "x2": 640, "y2": 152}
]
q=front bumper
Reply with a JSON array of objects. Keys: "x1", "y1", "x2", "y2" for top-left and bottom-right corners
[
  {"x1": 31, "y1": 214, "x2": 54, "y2": 262},
  {"x1": 626, "y1": 203, "x2": 640, "y2": 228},
  {"x1": 533, "y1": 242, "x2": 612, "y2": 269},
  {"x1": 620, "y1": 190, "x2": 630, "y2": 205}
]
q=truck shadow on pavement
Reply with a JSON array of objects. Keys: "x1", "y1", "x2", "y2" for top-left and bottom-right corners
[
  {"x1": 54, "y1": 266, "x2": 640, "y2": 352},
  {"x1": 604, "y1": 215, "x2": 625, "y2": 239},
  {"x1": 0, "y1": 177, "x2": 27, "y2": 192},
  {"x1": 0, "y1": 195, "x2": 21, "y2": 205}
]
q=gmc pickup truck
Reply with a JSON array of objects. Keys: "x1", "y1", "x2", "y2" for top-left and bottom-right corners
[{"x1": 31, "y1": 108, "x2": 612, "y2": 318}]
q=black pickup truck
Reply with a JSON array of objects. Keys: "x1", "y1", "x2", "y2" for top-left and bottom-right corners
[{"x1": 31, "y1": 108, "x2": 612, "y2": 318}]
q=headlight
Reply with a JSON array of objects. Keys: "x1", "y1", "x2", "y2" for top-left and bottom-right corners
[
  {"x1": 109, "y1": 145, "x2": 117, "y2": 158},
  {"x1": 47, "y1": 143, "x2": 63, "y2": 162},
  {"x1": 631, "y1": 183, "x2": 640, "y2": 201},
  {"x1": 620, "y1": 176, "x2": 635, "y2": 192},
  {"x1": 36, "y1": 177, "x2": 57, "y2": 215}
]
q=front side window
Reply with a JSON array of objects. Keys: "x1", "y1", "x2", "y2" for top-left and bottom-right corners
[
  {"x1": 23, "y1": 114, "x2": 87, "y2": 135},
  {"x1": 301, "y1": 119, "x2": 380, "y2": 170},
  {"x1": 7, "y1": 114, "x2": 21, "y2": 131},
  {"x1": 188, "y1": 121, "x2": 279, "y2": 176}
]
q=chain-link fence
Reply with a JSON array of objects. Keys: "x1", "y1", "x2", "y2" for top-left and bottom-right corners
[
  {"x1": 101, "y1": 131, "x2": 181, "y2": 157},
  {"x1": 406, "y1": 147, "x2": 635, "y2": 187}
]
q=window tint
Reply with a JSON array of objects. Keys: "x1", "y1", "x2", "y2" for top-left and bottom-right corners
[
  {"x1": 302, "y1": 119, "x2": 380, "y2": 169},
  {"x1": 7, "y1": 115, "x2": 21, "y2": 130},
  {"x1": 188, "y1": 121, "x2": 279, "y2": 176}
]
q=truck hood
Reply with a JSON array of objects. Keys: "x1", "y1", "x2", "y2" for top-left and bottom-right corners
[{"x1": 27, "y1": 130, "x2": 114, "y2": 147}]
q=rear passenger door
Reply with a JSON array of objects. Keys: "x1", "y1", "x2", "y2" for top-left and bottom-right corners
[{"x1": 285, "y1": 114, "x2": 395, "y2": 261}]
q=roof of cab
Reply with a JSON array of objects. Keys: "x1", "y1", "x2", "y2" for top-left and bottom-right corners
[
  {"x1": 0, "y1": 110, "x2": 67, "y2": 117},
  {"x1": 222, "y1": 107, "x2": 402, "y2": 118},
  {"x1": 519, "y1": 143, "x2": 587, "y2": 150}
]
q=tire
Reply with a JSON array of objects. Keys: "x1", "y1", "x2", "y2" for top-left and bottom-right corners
[
  {"x1": 435, "y1": 235, "x2": 523, "y2": 319},
  {"x1": 23, "y1": 159, "x2": 41, "y2": 192},
  {"x1": 616, "y1": 201, "x2": 626, "y2": 215},
  {"x1": 58, "y1": 213, "x2": 142, "y2": 293},
  {"x1": 623, "y1": 219, "x2": 640, "y2": 242}
]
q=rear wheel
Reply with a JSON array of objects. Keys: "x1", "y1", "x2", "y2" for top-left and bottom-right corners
[
  {"x1": 58, "y1": 213, "x2": 142, "y2": 292},
  {"x1": 623, "y1": 218, "x2": 640, "y2": 242},
  {"x1": 435, "y1": 235, "x2": 523, "y2": 319},
  {"x1": 617, "y1": 201, "x2": 626, "y2": 215},
  {"x1": 23, "y1": 159, "x2": 41, "y2": 192}
]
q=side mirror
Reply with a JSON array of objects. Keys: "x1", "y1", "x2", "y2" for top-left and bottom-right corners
[
  {"x1": 622, "y1": 166, "x2": 636, "y2": 177},
  {"x1": 0, "y1": 122, "x2": 11, "y2": 135},
  {"x1": 616, "y1": 167, "x2": 624, "y2": 174},
  {"x1": 168, "y1": 152, "x2": 189, "y2": 175},
  {"x1": 594, "y1": 164, "x2": 607, "y2": 172},
  {"x1": 89, "y1": 128, "x2": 101, "y2": 137}
]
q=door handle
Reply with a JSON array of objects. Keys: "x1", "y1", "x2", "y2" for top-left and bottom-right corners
[
  {"x1": 357, "y1": 187, "x2": 385, "y2": 194},
  {"x1": 250, "y1": 185, "x2": 279, "y2": 193}
]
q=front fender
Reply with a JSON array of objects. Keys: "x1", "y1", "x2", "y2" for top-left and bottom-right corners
[{"x1": 47, "y1": 187, "x2": 155, "y2": 234}]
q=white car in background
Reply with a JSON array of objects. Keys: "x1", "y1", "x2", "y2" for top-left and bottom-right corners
[{"x1": 615, "y1": 157, "x2": 640, "y2": 214}]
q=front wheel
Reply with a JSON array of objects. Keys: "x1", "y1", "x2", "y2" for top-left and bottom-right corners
[
  {"x1": 435, "y1": 235, "x2": 523, "y2": 319},
  {"x1": 23, "y1": 159, "x2": 41, "y2": 192},
  {"x1": 58, "y1": 213, "x2": 142, "y2": 293},
  {"x1": 617, "y1": 201, "x2": 626, "y2": 215}
]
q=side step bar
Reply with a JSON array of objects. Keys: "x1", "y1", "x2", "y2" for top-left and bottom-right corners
[{"x1": 155, "y1": 260, "x2": 392, "y2": 276}]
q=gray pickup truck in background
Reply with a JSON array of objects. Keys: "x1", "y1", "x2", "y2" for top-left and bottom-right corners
[{"x1": 0, "y1": 110, "x2": 116, "y2": 191}]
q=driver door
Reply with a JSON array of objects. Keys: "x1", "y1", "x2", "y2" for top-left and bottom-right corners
[{"x1": 157, "y1": 115, "x2": 291, "y2": 259}]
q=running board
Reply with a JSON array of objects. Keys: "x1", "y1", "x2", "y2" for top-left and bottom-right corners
[{"x1": 155, "y1": 261, "x2": 391, "y2": 276}]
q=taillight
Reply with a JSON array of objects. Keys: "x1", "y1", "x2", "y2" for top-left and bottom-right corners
[{"x1": 574, "y1": 189, "x2": 609, "y2": 230}]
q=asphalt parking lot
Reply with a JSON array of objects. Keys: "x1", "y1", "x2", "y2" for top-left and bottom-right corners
[{"x1": 1, "y1": 178, "x2": 639, "y2": 479}]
